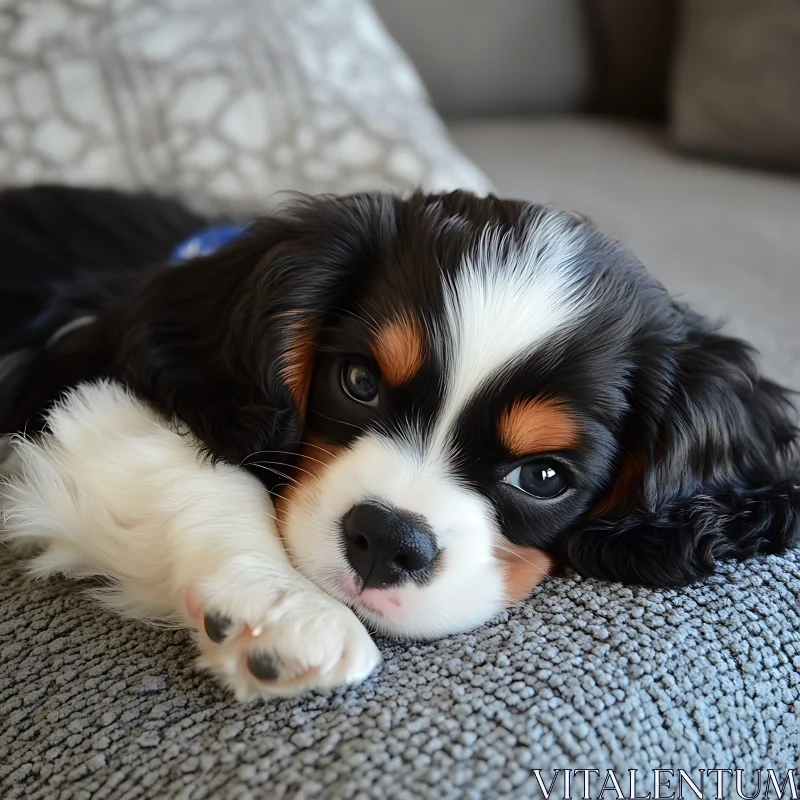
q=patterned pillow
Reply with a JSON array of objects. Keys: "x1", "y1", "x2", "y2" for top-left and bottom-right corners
[{"x1": 0, "y1": 0, "x2": 491, "y2": 214}]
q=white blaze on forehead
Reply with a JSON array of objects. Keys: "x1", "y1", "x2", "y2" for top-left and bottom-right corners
[{"x1": 432, "y1": 209, "x2": 593, "y2": 450}]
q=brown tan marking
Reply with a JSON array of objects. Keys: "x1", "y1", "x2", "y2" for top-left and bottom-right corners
[
  {"x1": 273, "y1": 434, "x2": 341, "y2": 534},
  {"x1": 281, "y1": 324, "x2": 317, "y2": 412},
  {"x1": 499, "y1": 398, "x2": 579, "y2": 457},
  {"x1": 370, "y1": 313, "x2": 425, "y2": 387},
  {"x1": 592, "y1": 447, "x2": 647, "y2": 516},
  {"x1": 495, "y1": 543, "x2": 554, "y2": 605}
]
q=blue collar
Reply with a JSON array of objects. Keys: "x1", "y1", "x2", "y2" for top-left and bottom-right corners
[{"x1": 171, "y1": 223, "x2": 247, "y2": 261}]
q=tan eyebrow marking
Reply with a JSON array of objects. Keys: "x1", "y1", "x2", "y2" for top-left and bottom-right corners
[
  {"x1": 370, "y1": 313, "x2": 425, "y2": 387},
  {"x1": 499, "y1": 398, "x2": 579, "y2": 456}
]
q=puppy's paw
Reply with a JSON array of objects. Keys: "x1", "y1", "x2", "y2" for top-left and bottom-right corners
[{"x1": 186, "y1": 578, "x2": 380, "y2": 700}]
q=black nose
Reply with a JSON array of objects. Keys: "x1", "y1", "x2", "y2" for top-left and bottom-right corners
[{"x1": 342, "y1": 503, "x2": 438, "y2": 589}]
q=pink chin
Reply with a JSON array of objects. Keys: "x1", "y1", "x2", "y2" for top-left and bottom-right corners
[
  {"x1": 338, "y1": 576, "x2": 405, "y2": 619},
  {"x1": 359, "y1": 587, "x2": 404, "y2": 616}
]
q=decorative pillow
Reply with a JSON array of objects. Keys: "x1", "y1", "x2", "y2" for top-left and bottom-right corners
[
  {"x1": 0, "y1": 0, "x2": 491, "y2": 214},
  {"x1": 669, "y1": 0, "x2": 800, "y2": 169}
]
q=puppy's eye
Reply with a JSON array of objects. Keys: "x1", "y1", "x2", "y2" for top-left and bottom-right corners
[
  {"x1": 504, "y1": 461, "x2": 568, "y2": 499},
  {"x1": 341, "y1": 361, "x2": 379, "y2": 407}
]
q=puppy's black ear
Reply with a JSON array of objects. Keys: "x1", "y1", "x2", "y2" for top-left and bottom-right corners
[
  {"x1": 108, "y1": 195, "x2": 393, "y2": 478},
  {"x1": 561, "y1": 310, "x2": 800, "y2": 586}
]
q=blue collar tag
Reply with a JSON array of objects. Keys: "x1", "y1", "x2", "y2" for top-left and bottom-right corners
[{"x1": 171, "y1": 224, "x2": 246, "y2": 261}]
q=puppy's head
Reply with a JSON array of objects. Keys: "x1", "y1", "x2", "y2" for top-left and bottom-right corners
[{"x1": 119, "y1": 191, "x2": 800, "y2": 638}]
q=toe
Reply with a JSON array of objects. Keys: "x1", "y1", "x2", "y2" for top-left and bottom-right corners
[
  {"x1": 204, "y1": 612, "x2": 233, "y2": 643},
  {"x1": 247, "y1": 651, "x2": 280, "y2": 681}
]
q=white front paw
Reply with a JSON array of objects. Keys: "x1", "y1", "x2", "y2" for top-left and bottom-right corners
[{"x1": 186, "y1": 574, "x2": 381, "y2": 700}]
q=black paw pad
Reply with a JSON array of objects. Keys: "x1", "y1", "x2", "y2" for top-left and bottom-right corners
[
  {"x1": 204, "y1": 612, "x2": 233, "y2": 644},
  {"x1": 247, "y1": 652, "x2": 280, "y2": 681}
]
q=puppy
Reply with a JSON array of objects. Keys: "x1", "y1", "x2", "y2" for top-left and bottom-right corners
[{"x1": 1, "y1": 186, "x2": 798, "y2": 699}]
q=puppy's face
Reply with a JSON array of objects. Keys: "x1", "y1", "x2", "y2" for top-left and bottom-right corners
[
  {"x1": 118, "y1": 191, "x2": 798, "y2": 640},
  {"x1": 267, "y1": 200, "x2": 668, "y2": 637}
]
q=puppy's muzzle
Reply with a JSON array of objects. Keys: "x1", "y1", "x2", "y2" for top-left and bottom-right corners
[{"x1": 342, "y1": 503, "x2": 438, "y2": 589}]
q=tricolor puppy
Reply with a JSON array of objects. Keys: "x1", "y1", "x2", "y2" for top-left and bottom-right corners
[{"x1": 1, "y1": 187, "x2": 798, "y2": 699}]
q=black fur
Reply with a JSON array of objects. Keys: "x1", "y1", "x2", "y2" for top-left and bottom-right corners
[
  {"x1": 559, "y1": 317, "x2": 800, "y2": 586},
  {"x1": 0, "y1": 185, "x2": 797, "y2": 589},
  {"x1": 0, "y1": 184, "x2": 206, "y2": 353},
  {"x1": 562, "y1": 483, "x2": 800, "y2": 586},
  {"x1": 0, "y1": 185, "x2": 209, "y2": 434}
]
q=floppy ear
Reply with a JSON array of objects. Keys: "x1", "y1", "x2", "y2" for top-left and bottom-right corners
[
  {"x1": 561, "y1": 311, "x2": 800, "y2": 586},
  {"x1": 107, "y1": 195, "x2": 391, "y2": 480}
]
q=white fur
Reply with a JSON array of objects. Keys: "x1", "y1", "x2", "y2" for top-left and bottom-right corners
[
  {"x1": 1, "y1": 381, "x2": 380, "y2": 700},
  {"x1": 434, "y1": 210, "x2": 591, "y2": 449}
]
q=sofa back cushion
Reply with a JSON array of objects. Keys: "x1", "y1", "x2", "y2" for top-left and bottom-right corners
[
  {"x1": 670, "y1": 0, "x2": 800, "y2": 169},
  {"x1": 371, "y1": 0, "x2": 592, "y2": 119}
]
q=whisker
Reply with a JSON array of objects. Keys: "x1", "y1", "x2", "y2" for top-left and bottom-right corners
[
  {"x1": 296, "y1": 440, "x2": 337, "y2": 459},
  {"x1": 312, "y1": 411, "x2": 364, "y2": 430},
  {"x1": 247, "y1": 464, "x2": 301, "y2": 486},
  {"x1": 494, "y1": 543, "x2": 551, "y2": 579},
  {"x1": 271, "y1": 483, "x2": 292, "y2": 498},
  {"x1": 248, "y1": 459, "x2": 318, "y2": 481},
  {"x1": 332, "y1": 305, "x2": 380, "y2": 335},
  {"x1": 245, "y1": 494, "x2": 282, "y2": 526},
  {"x1": 354, "y1": 303, "x2": 382, "y2": 333},
  {"x1": 240, "y1": 449, "x2": 330, "y2": 469}
]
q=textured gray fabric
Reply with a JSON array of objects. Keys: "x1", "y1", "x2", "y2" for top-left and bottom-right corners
[{"x1": 2, "y1": 544, "x2": 799, "y2": 798}]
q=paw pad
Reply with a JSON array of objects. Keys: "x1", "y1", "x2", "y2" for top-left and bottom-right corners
[
  {"x1": 204, "y1": 612, "x2": 233, "y2": 643},
  {"x1": 247, "y1": 651, "x2": 280, "y2": 681}
]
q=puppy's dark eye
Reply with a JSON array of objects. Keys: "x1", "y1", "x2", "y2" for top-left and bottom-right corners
[
  {"x1": 341, "y1": 361, "x2": 379, "y2": 407},
  {"x1": 504, "y1": 461, "x2": 568, "y2": 499}
]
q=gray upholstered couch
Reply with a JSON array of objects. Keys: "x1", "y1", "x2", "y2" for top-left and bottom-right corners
[{"x1": 2, "y1": 2, "x2": 799, "y2": 798}]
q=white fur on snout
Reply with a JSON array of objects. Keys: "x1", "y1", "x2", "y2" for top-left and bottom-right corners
[{"x1": 282, "y1": 433, "x2": 507, "y2": 639}]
